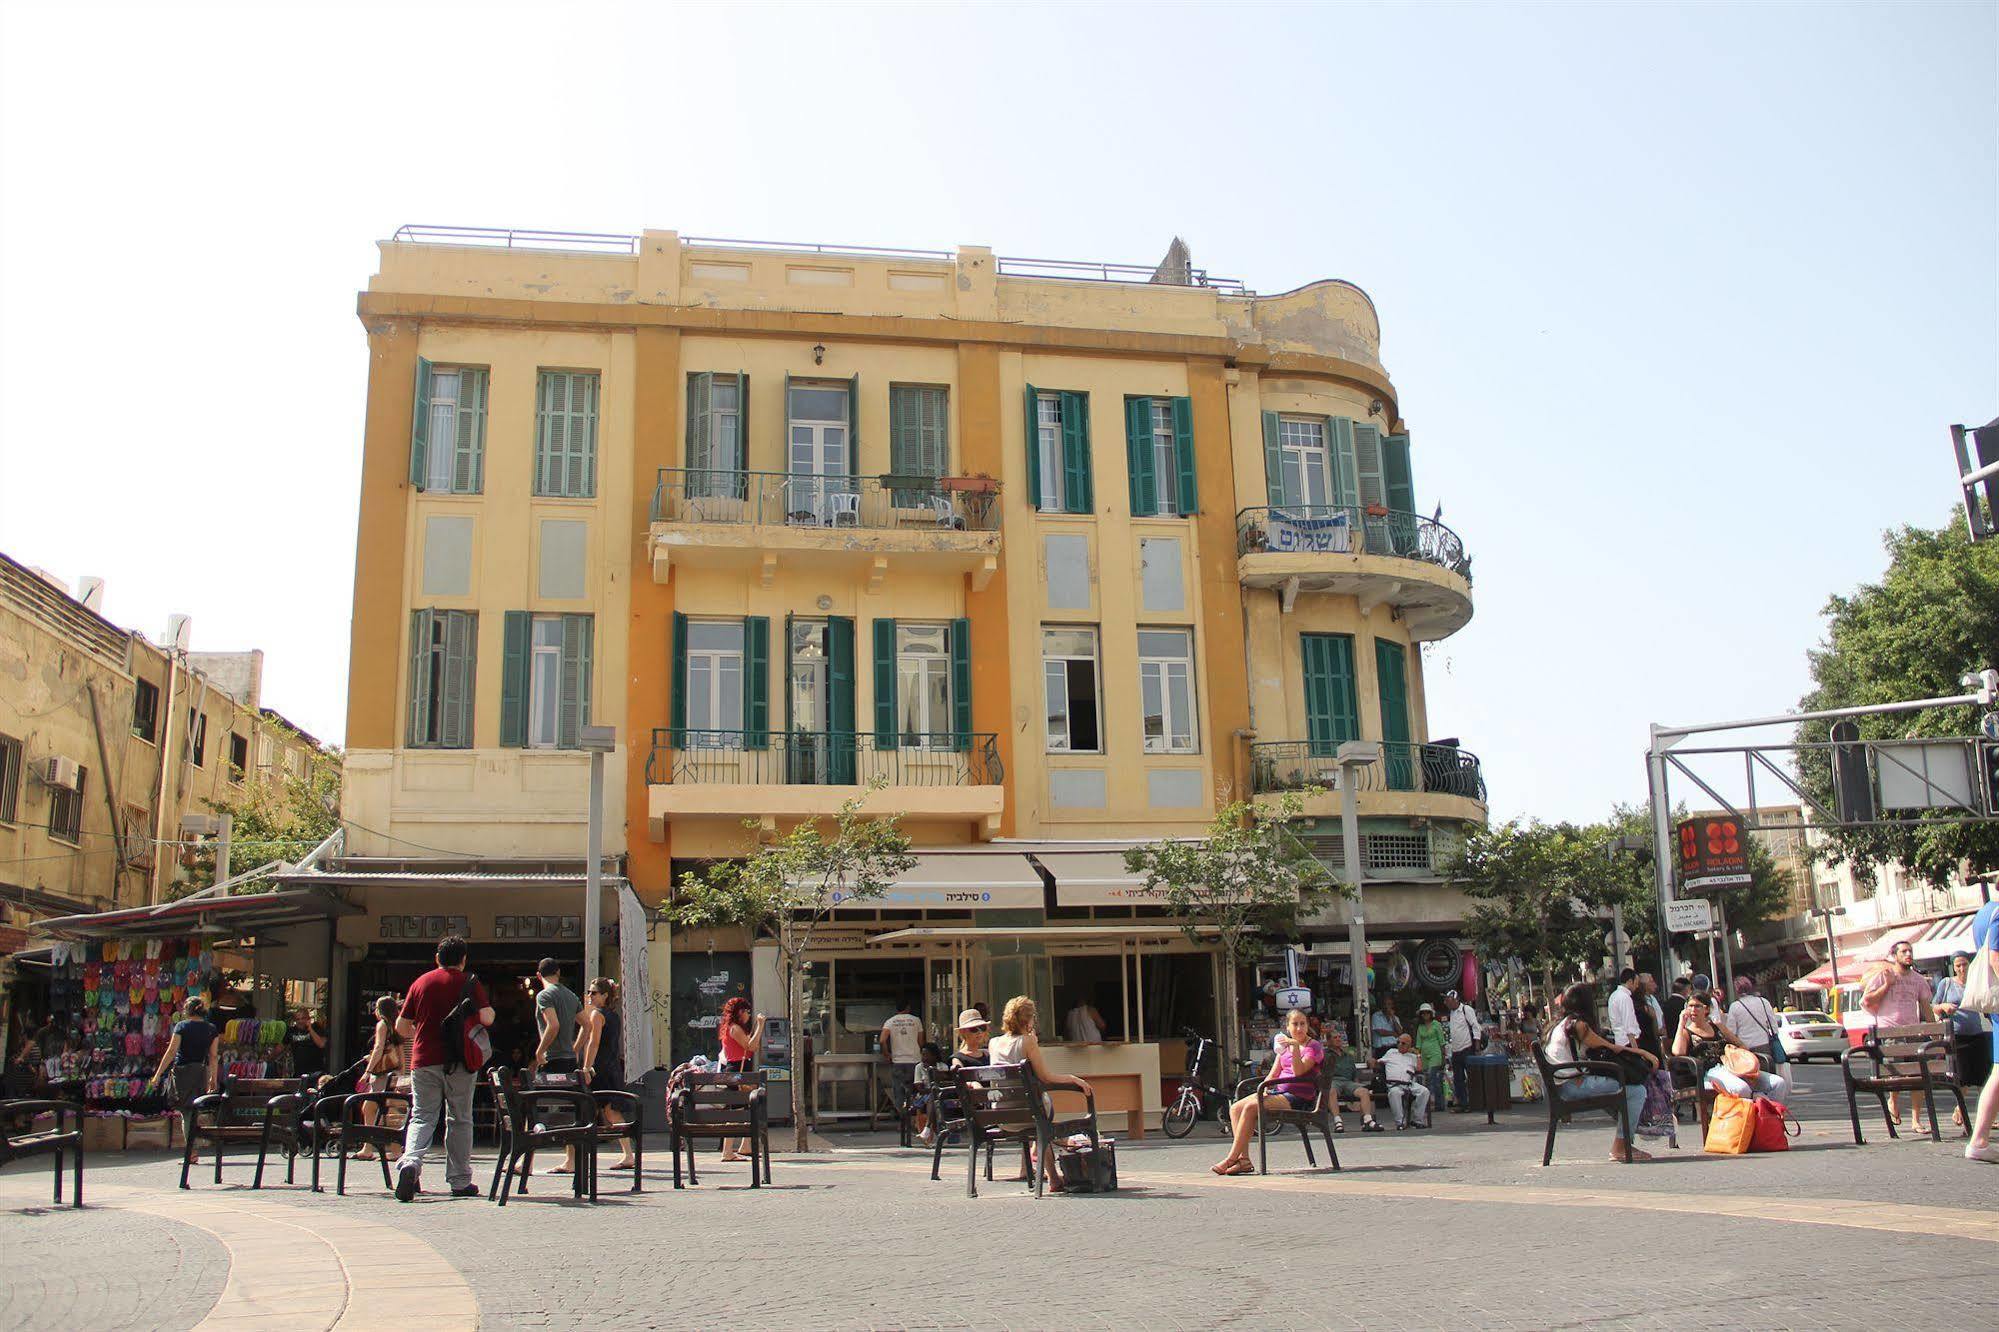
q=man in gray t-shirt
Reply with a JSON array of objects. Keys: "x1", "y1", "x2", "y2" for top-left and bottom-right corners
[{"x1": 532, "y1": 958, "x2": 582, "y2": 1076}]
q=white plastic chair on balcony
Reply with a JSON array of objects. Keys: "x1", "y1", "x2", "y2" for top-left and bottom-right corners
[
  {"x1": 925, "y1": 495, "x2": 960, "y2": 529},
  {"x1": 827, "y1": 491, "x2": 861, "y2": 527}
]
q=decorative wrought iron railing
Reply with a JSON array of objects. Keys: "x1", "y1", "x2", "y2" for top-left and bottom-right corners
[
  {"x1": 1250, "y1": 741, "x2": 1486, "y2": 803},
  {"x1": 1235, "y1": 505, "x2": 1470, "y2": 580},
  {"x1": 645, "y1": 729, "x2": 1003, "y2": 788},
  {"x1": 649, "y1": 469, "x2": 1001, "y2": 532}
]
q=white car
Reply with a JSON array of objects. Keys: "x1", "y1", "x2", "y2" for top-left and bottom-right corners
[{"x1": 1776, "y1": 1010, "x2": 1849, "y2": 1062}]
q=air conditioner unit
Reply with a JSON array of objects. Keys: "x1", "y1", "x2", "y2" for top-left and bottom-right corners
[{"x1": 45, "y1": 756, "x2": 80, "y2": 791}]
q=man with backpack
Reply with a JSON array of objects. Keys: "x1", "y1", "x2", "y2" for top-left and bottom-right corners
[{"x1": 392, "y1": 935, "x2": 495, "y2": 1202}]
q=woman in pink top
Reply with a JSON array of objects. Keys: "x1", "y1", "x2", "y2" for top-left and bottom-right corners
[
  {"x1": 716, "y1": 997, "x2": 765, "y2": 1162},
  {"x1": 1213, "y1": 1008, "x2": 1321, "y2": 1176}
]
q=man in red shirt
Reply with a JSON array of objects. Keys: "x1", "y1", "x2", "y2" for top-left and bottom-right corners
[{"x1": 392, "y1": 936, "x2": 494, "y2": 1201}]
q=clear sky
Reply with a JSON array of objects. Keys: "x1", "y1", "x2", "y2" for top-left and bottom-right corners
[{"x1": 1, "y1": 1, "x2": 1993, "y2": 820}]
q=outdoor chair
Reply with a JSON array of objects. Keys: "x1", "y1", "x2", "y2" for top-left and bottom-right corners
[
  {"x1": 308, "y1": 1085, "x2": 412, "y2": 1196},
  {"x1": 925, "y1": 1067, "x2": 970, "y2": 1181},
  {"x1": 486, "y1": 1066, "x2": 601, "y2": 1206},
  {"x1": 1842, "y1": 1023, "x2": 1968, "y2": 1145},
  {"x1": 669, "y1": 1070, "x2": 770, "y2": 1189},
  {"x1": 1529, "y1": 1041, "x2": 1635, "y2": 1166},
  {"x1": 0, "y1": 1098, "x2": 84, "y2": 1206},
  {"x1": 180, "y1": 1076, "x2": 310, "y2": 1189},
  {"x1": 1024, "y1": 1065, "x2": 1109, "y2": 1194},
  {"x1": 955, "y1": 1064, "x2": 1041, "y2": 1198},
  {"x1": 1231, "y1": 1052, "x2": 1340, "y2": 1175},
  {"x1": 587, "y1": 1082, "x2": 645, "y2": 1194}
]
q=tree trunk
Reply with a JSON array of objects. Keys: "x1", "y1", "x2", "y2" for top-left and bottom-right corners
[
  {"x1": 1220, "y1": 951, "x2": 1242, "y2": 1072},
  {"x1": 788, "y1": 955, "x2": 809, "y2": 1154}
]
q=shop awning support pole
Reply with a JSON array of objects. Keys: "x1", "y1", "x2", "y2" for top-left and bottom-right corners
[
  {"x1": 1336, "y1": 742, "x2": 1381, "y2": 1050},
  {"x1": 580, "y1": 726, "x2": 617, "y2": 985}
]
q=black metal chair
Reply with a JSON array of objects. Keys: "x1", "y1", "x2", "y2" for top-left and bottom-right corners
[
  {"x1": 181, "y1": 1076, "x2": 310, "y2": 1189},
  {"x1": 588, "y1": 1083, "x2": 645, "y2": 1193},
  {"x1": 1232, "y1": 1053, "x2": 1340, "y2": 1175},
  {"x1": 669, "y1": 1070, "x2": 770, "y2": 1189},
  {"x1": 955, "y1": 1064, "x2": 1040, "y2": 1198},
  {"x1": 485, "y1": 1066, "x2": 601, "y2": 1205},
  {"x1": 0, "y1": 1098, "x2": 84, "y2": 1207},
  {"x1": 927, "y1": 1067, "x2": 970, "y2": 1181},
  {"x1": 1842, "y1": 1023, "x2": 1968, "y2": 1144},
  {"x1": 307, "y1": 1085, "x2": 413, "y2": 1195},
  {"x1": 1024, "y1": 1065, "x2": 1109, "y2": 1194},
  {"x1": 1529, "y1": 1041, "x2": 1635, "y2": 1166}
]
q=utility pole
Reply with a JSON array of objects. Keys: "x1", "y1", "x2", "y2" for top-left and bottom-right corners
[
  {"x1": 1336, "y1": 740, "x2": 1382, "y2": 1048},
  {"x1": 578, "y1": 725, "x2": 617, "y2": 985}
]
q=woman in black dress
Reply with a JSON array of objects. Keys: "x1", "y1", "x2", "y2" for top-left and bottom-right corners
[{"x1": 578, "y1": 978, "x2": 634, "y2": 1171}]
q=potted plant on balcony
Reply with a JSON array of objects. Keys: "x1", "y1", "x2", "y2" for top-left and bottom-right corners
[
  {"x1": 1364, "y1": 502, "x2": 1391, "y2": 518},
  {"x1": 937, "y1": 472, "x2": 999, "y2": 494}
]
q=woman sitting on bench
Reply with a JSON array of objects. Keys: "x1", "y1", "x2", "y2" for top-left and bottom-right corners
[
  {"x1": 1673, "y1": 993, "x2": 1789, "y2": 1103},
  {"x1": 1213, "y1": 1008, "x2": 1320, "y2": 1177}
]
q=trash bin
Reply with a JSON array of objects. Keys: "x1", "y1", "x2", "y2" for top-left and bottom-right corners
[{"x1": 1466, "y1": 1054, "x2": 1511, "y2": 1118}]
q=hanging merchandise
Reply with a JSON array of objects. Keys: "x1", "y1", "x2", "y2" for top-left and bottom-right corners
[
  {"x1": 1416, "y1": 940, "x2": 1462, "y2": 989},
  {"x1": 1460, "y1": 949, "x2": 1481, "y2": 1002}
]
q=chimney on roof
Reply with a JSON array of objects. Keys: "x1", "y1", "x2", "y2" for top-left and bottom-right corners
[{"x1": 1151, "y1": 237, "x2": 1194, "y2": 287}]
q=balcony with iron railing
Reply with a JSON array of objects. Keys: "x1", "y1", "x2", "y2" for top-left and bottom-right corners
[
  {"x1": 1249, "y1": 740, "x2": 1487, "y2": 822},
  {"x1": 1235, "y1": 505, "x2": 1473, "y2": 640},
  {"x1": 644, "y1": 729, "x2": 1006, "y2": 834},
  {"x1": 647, "y1": 469, "x2": 1001, "y2": 589}
]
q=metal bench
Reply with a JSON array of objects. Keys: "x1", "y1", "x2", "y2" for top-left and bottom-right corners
[
  {"x1": 669, "y1": 1070, "x2": 770, "y2": 1189},
  {"x1": 181, "y1": 1076, "x2": 310, "y2": 1189},
  {"x1": 0, "y1": 1098, "x2": 84, "y2": 1207},
  {"x1": 1842, "y1": 1023, "x2": 1969, "y2": 1144},
  {"x1": 1529, "y1": 1041, "x2": 1635, "y2": 1166}
]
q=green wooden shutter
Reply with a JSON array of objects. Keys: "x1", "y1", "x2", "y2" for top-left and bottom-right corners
[
  {"x1": 872, "y1": 618, "x2": 897, "y2": 746},
  {"x1": 559, "y1": 614, "x2": 592, "y2": 748},
  {"x1": 500, "y1": 611, "x2": 530, "y2": 748},
  {"x1": 454, "y1": 368, "x2": 487, "y2": 493},
  {"x1": 409, "y1": 358, "x2": 433, "y2": 487},
  {"x1": 847, "y1": 373, "x2": 861, "y2": 480},
  {"x1": 1023, "y1": 382, "x2": 1042, "y2": 510},
  {"x1": 1061, "y1": 391, "x2": 1092, "y2": 513},
  {"x1": 743, "y1": 616, "x2": 769, "y2": 748},
  {"x1": 1124, "y1": 397, "x2": 1156, "y2": 516},
  {"x1": 1329, "y1": 416, "x2": 1358, "y2": 509},
  {"x1": 534, "y1": 372, "x2": 559, "y2": 495},
  {"x1": 687, "y1": 371, "x2": 712, "y2": 474},
  {"x1": 950, "y1": 617, "x2": 972, "y2": 752},
  {"x1": 441, "y1": 611, "x2": 476, "y2": 749},
  {"x1": 733, "y1": 372, "x2": 750, "y2": 499},
  {"x1": 407, "y1": 610, "x2": 433, "y2": 745},
  {"x1": 1375, "y1": 638, "x2": 1413, "y2": 790},
  {"x1": 889, "y1": 388, "x2": 911, "y2": 479},
  {"x1": 669, "y1": 612, "x2": 688, "y2": 746},
  {"x1": 1353, "y1": 421, "x2": 1386, "y2": 550},
  {"x1": 828, "y1": 616, "x2": 856, "y2": 783},
  {"x1": 1383, "y1": 432, "x2": 1416, "y2": 554},
  {"x1": 1171, "y1": 396, "x2": 1197, "y2": 516},
  {"x1": 1261, "y1": 411, "x2": 1286, "y2": 507},
  {"x1": 1302, "y1": 633, "x2": 1358, "y2": 757}
]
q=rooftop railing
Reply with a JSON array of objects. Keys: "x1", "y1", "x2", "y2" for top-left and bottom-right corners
[
  {"x1": 389, "y1": 224, "x2": 641, "y2": 254},
  {"x1": 645, "y1": 729, "x2": 1003, "y2": 787},
  {"x1": 1250, "y1": 741, "x2": 1487, "y2": 804},
  {"x1": 649, "y1": 468, "x2": 1001, "y2": 532},
  {"x1": 1235, "y1": 505, "x2": 1470, "y2": 580},
  {"x1": 993, "y1": 255, "x2": 1250, "y2": 295}
]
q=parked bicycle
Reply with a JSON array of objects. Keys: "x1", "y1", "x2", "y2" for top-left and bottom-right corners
[{"x1": 1163, "y1": 1031, "x2": 1279, "y2": 1139}]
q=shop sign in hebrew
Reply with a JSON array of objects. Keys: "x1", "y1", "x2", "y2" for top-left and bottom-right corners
[
  {"x1": 495, "y1": 914, "x2": 583, "y2": 940},
  {"x1": 379, "y1": 914, "x2": 470, "y2": 940}
]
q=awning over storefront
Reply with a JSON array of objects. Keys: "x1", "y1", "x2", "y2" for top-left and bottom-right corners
[
  {"x1": 1791, "y1": 923, "x2": 1927, "y2": 990},
  {"x1": 1033, "y1": 851, "x2": 1166, "y2": 908},
  {"x1": 30, "y1": 888, "x2": 358, "y2": 940},
  {"x1": 869, "y1": 924, "x2": 1218, "y2": 943},
  {"x1": 822, "y1": 852, "x2": 1044, "y2": 911},
  {"x1": 1912, "y1": 911, "x2": 1980, "y2": 961}
]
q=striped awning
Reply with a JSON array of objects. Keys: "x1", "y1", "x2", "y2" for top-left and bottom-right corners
[
  {"x1": 1912, "y1": 911, "x2": 1980, "y2": 961},
  {"x1": 1790, "y1": 923, "x2": 1927, "y2": 991}
]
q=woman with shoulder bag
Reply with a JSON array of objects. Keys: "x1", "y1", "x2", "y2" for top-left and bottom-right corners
[
  {"x1": 1545, "y1": 984, "x2": 1656, "y2": 1163},
  {"x1": 1675, "y1": 992, "x2": 1788, "y2": 1102}
]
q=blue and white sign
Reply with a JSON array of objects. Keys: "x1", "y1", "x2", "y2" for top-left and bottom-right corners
[{"x1": 1266, "y1": 509, "x2": 1352, "y2": 554}]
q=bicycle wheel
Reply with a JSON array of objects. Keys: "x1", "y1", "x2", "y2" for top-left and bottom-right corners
[{"x1": 1163, "y1": 1094, "x2": 1197, "y2": 1139}]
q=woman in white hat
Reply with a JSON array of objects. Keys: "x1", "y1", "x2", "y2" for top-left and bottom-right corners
[{"x1": 948, "y1": 1008, "x2": 991, "y2": 1069}]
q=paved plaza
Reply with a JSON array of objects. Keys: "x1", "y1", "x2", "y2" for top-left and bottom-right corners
[{"x1": 4, "y1": 1063, "x2": 1998, "y2": 1331}]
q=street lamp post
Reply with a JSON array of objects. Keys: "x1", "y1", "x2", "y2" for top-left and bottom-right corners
[
  {"x1": 1336, "y1": 740, "x2": 1382, "y2": 1048},
  {"x1": 1812, "y1": 903, "x2": 1847, "y2": 1017},
  {"x1": 578, "y1": 724, "x2": 618, "y2": 985}
]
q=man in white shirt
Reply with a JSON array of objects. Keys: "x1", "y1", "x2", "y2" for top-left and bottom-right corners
[
  {"x1": 880, "y1": 998, "x2": 926, "y2": 1118},
  {"x1": 1378, "y1": 1032, "x2": 1432, "y2": 1128},
  {"x1": 1442, "y1": 991, "x2": 1484, "y2": 1112},
  {"x1": 1064, "y1": 1001, "x2": 1105, "y2": 1044},
  {"x1": 1606, "y1": 969, "x2": 1643, "y2": 1048}
]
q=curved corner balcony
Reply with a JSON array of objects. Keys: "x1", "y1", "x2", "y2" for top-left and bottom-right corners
[
  {"x1": 1235, "y1": 506, "x2": 1472, "y2": 640},
  {"x1": 649, "y1": 469, "x2": 1002, "y2": 591},
  {"x1": 1249, "y1": 739, "x2": 1487, "y2": 823}
]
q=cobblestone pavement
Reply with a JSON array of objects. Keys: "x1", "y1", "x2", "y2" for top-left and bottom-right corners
[{"x1": 5, "y1": 1062, "x2": 1998, "y2": 1330}]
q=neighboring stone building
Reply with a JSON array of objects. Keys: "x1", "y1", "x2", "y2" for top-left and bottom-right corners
[{"x1": 322, "y1": 225, "x2": 1487, "y2": 1099}]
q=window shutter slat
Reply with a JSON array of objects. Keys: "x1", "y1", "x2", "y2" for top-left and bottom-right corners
[
  {"x1": 950, "y1": 618, "x2": 972, "y2": 752},
  {"x1": 828, "y1": 616, "x2": 856, "y2": 783},
  {"x1": 742, "y1": 616, "x2": 765, "y2": 745},
  {"x1": 1302, "y1": 633, "x2": 1357, "y2": 755},
  {"x1": 409, "y1": 358, "x2": 433, "y2": 488},
  {"x1": 1172, "y1": 395, "x2": 1197, "y2": 515},
  {"x1": 736, "y1": 372, "x2": 750, "y2": 496},
  {"x1": 441, "y1": 611, "x2": 476, "y2": 749},
  {"x1": 848, "y1": 373, "x2": 861, "y2": 480},
  {"x1": 1376, "y1": 638, "x2": 1413, "y2": 789},
  {"x1": 455, "y1": 368, "x2": 487, "y2": 493},
  {"x1": 873, "y1": 618, "x2": 897, "y2": 747},
  {"x1": 1261, "y1": 411, "x2": 1285, "y2": 507},
  {"x1": 407, "y1": 609, "x2": 432, "y2": 745},
  {"x1": 1383, "y1": 432, "x2": 1416, "y2": 554},
  {"x1": 500, "y1": 611, "x2": 529, "y2": 748},
  {"x1": 1023, "y1": 382, "x2": 1042, "y2": 510},
  {"x1": 669, "y1": 611, "x2": 688, "y2": 747},
  {"x1": 1124, "y1": 396, "x2": 1155, "y2": 516},
  {"x1": 687, "y1": 371, "x2": 712, "y2": 474},
  {"x1": 1061, "y1": 391, "x2": 1092, "y2": 514},
  {"x1": 559, "y1": 614, "x2": 591, "y2": 749},
  {"x1": 1329, "y1": 416, "x2": 1358, "y2": 509}
]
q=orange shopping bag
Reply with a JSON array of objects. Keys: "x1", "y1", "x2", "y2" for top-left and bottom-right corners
[{"x1": 1704, "y1": 1091, "x2": 1755, "y2": 1155}]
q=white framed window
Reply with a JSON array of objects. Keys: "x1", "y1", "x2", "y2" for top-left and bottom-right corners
[
  {"x1": 1278, "y1": 417, "x2": 1330, "y2": 509},
  {"x1": 685, "y1": 621, "x2": 744, "y2": 741},
  {"x1": 1042, "y1": 626, "x2": 1102, "y2": 753},
  {"x1": 1149, "y1": 399, "x2": 1179, "y2": 516},
  {"x1": 789, "y1": 618, "x2": 828, "y2": 735},
  {"x1": 529, "y1": 616, "x2": 565, "y2": 748},
  {"x1": 1036, "y1": 392, "x2": 1065, "y2": 513},
  {"x1": 1138, "y1": 628, "x2": 1197, "y2": 753},
  {"x1": 426, "y1": 370, "x2": 462, "y2": 491},
  {"x1": 710, "y1": 375, "x2": 742, "y2": 471},
  {"x1": 897, "y1": 623, "x2": 952, "y2": 746}
]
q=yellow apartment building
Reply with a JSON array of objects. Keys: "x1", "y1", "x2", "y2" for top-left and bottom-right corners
[{"x1": 333, "y1": 227, "x2": 1485, "y2": 1112}]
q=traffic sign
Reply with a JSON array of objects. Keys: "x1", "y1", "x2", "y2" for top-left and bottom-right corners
[
  {"x1": 1664, "y1": 899, "x2": 1715, "y2": 934},
  {"x1": 1677, "y1": 815, "x2": 1751, "y2": 889}
]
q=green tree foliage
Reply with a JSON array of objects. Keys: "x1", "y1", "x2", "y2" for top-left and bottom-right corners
[
  {"x1": 1124, "y1": 793, "x2": 1342, "y2": 1062},
  {"x1": 669, "y1": 791, "x2": 916, "y2": 1151},
  {"x1": 1797, "y1": 514, "x2": 1999, "y2": 886},
  {"x1": 179, "y1": 726, "x2": 341, "y2": 898}
]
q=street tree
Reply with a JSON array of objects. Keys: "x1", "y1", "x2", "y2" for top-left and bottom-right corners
[
  {"x1": 1598, "y1": 804, "x2": 1792, "y2": 971},
  {"x1": 1446, "y1": 819, "x2": 1614, "y2": 1004},
  {"x1": 181, "y1": 726, "x2": 341, "y2": 898},
  {"x1": 1796, "y1": 513, "x2": 1999, "y2": 886},
  {"x1": 1124, "y1": 793, "x2": 1342, "y2": 1064},
  {"x1": 668, "y1": 791, "x2": 915, "y2": 1152}
]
